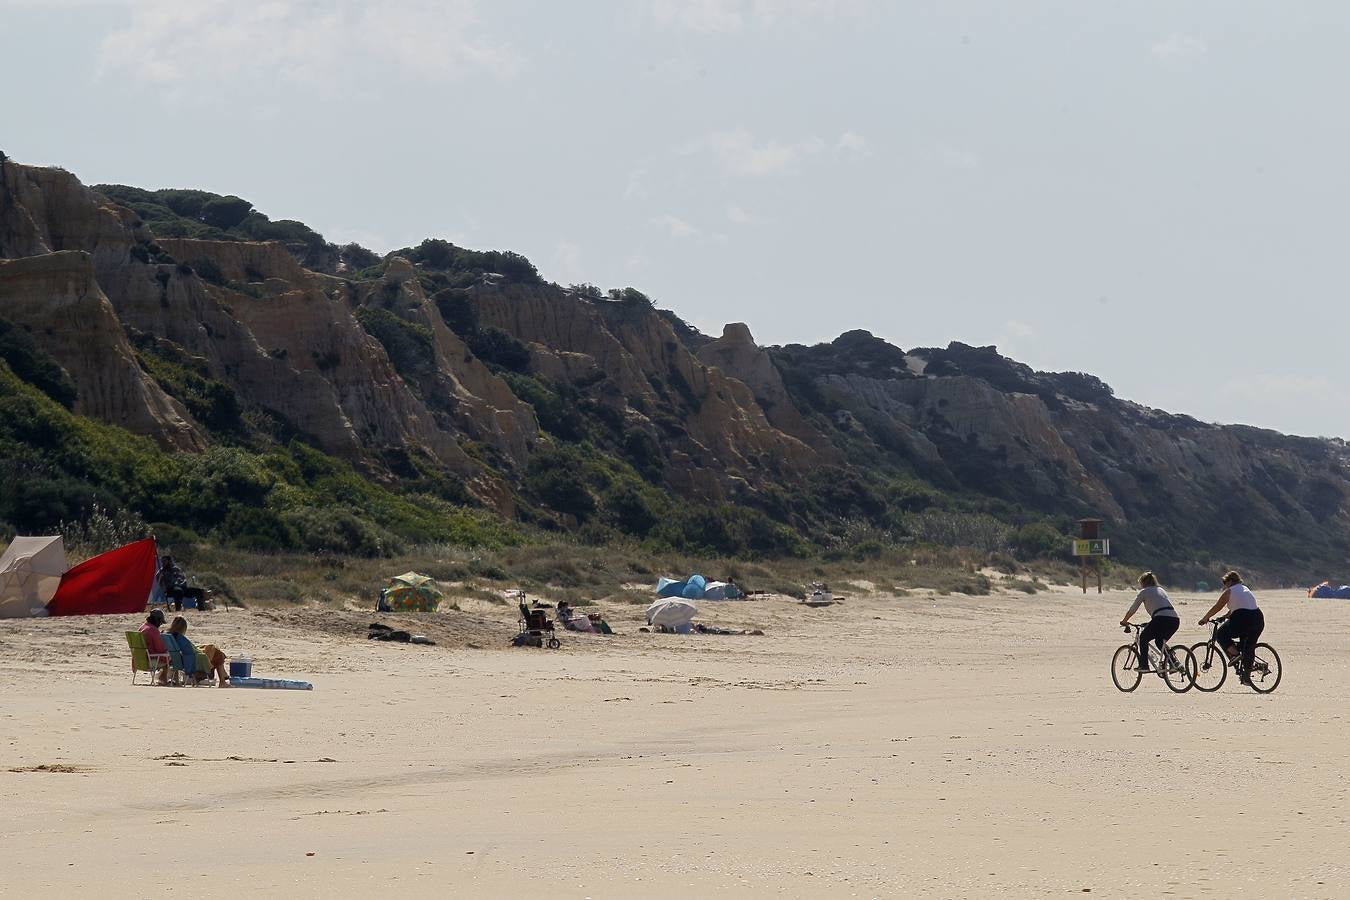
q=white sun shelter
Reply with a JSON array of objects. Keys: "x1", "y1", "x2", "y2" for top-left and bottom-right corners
[{"x1": 0, "y1": 536, "x2": 68, "y2": 618}]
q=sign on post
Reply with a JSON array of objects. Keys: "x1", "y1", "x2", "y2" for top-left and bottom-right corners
[{"x1": 1071, "y1": 539, "x2": 1110, "y2": 557}]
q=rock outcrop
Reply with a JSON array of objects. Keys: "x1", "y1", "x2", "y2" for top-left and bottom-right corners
[
  {"x1": 0, "y1": 159, "x2": 539, "y2": 508},
  {"x1": 472, "y1": 285, "x2": 816, "y2": 501},
  {"x1": 696, "y1": 322, "x2": 829, "y2": 453},
  {"x1": 0, "y1": 251, "x2": 205, "y2": 450}
]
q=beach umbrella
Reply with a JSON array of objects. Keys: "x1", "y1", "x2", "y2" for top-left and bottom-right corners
[
  {"x1": 385, "y1": 572, "x2": 443, "y2": 612},
  {"x1": 646, "y1": 597, "x2": 697, "y2": 628}
]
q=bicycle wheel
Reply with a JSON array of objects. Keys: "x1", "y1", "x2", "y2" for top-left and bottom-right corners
[
  {"x1": 1246, "y1": 644, "x2": 1282, "y2": 693},
  {"x1": 1161, "y1": 645, "x2": 1196, "y2": 693},
  {"x1": 1111, "y1": 645, "x2": 1143, "y2": 692},
  {"x1": 1189, "y1": 642, "x2": 1227, "y2": 692}
]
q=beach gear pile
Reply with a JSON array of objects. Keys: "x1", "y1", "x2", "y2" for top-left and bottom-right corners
[{"x1": 1310, "y1": 582, "x2": 1350, "y2": 599}]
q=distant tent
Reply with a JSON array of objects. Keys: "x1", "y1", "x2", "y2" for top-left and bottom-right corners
[
  {"x1": 654, "y1": 574, "x2": 742, "y2": 600},
  {"x1": 1310, "y1": 582, "x2": 1350, "y2": 599},
  {"x1": 0, "y1": 536, "x2": 67, "y2": 618},
  {"x1": 656, "y1": 577, "x2": 686, "y2": 598},
  {"x1": 47, "y1": 538, "x2": 158, "y2": 617},
  {"x1": 702, "y1": 581, "x2": 743, "y2": 600}
]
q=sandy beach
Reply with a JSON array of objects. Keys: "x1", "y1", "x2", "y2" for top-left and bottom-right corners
[{"x1": 1, "y1": 583, "x2": 1344, "y2": 899}]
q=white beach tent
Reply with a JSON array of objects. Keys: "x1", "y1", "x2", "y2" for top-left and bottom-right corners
[{"x1": 0, "y1": 536, "x2": 67, "y2": 618}]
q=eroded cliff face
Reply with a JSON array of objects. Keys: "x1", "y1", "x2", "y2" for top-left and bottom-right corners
[
  {"x1": 0, "y1": 251, "x2": 204, "y2": 450},
  {"x1": 696, "y1": 323, "x2": 831, "y2": 454},
  {"x1": 472, "y1": 285, "x2": 816, "y2": 501},
  {"x1": 356, "y1": 258, "x2": 537, "y2": 467},
  {"x1": 798, "y1": 339, "x2": 1348, "y2": 565},
  {"x1": 2, "y1": 155, "x2": 1343, "y2": 569},
  {"x1": 0, "y1": 160, "x2": 536, "y2": 508}
]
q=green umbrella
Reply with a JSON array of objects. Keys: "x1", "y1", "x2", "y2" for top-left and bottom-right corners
[{"x1": 385, "y1": 572, "x2": 443, "y2": 612}]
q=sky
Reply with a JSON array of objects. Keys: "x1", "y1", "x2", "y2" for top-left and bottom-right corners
[{"x1": 2, "y1": 0, "x2": 1347, "y2": 439}]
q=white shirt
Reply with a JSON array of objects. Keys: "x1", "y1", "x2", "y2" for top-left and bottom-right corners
[
  {"x1": 1124, "y1": 585, "x2": 1178, "y2": 620},
  {"x1": 1225, "y1": 583, "x2": 1259, "y2": 611}
]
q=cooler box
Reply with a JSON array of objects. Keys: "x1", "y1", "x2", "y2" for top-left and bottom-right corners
[{"x1": 229, "y1": 658, "x2": 252, "y2": 679}]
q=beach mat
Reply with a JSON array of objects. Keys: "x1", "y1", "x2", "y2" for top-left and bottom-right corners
[{"x1": 229, "y1": 677, "x2": 313, "y2": 690}]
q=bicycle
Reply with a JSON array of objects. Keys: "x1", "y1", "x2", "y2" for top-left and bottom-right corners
[
  {"x1": 1111, "y1": 623, "x2": 1196, "y2": 693},
  {"x1": 1190, "y1": 615, "x2": 1282, "y2": 693}
]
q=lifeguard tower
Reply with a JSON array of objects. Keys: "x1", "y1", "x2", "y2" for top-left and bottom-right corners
[{"x1": 1073, "y1": 518, "x2": 1109, "y2": 594}]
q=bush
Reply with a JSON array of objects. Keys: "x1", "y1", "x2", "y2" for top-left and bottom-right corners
[
  {"x1": 1011, "y1": 522, "x2": 1064, "y2": 560},
  {"x1": 186, "y1": 257, "x2": 227, "y2": 286},
  {"x1": 602, "y1": 480, "x2": 658, "y2": 536},
  {"x1": 526, "y1": 447, "x2": 596, "y2": 522},
  {"x1": 222, "y1": 506, "x2": 299, "y2": 551},
  {"x1": 909, "y1": 510, "x2": 1011, "y2": 554},
  {"x1": 468, "y1": 326, "x2": 530, "y2": 373},
  {"x1": 356, "y1": 306, "x2": 435, "y2": 379},
  {"x1": 200, "y1": 195, "x2": 253, "y2": 230},
  {"x1": 281, "y1": 506, "x2": 399, "y2": 557},
  {"x1": 59, "y1": 502, "x2": 151, "y2": 557},
  {"x1": 0, "y1": 319, "x2": 76, "y2": 408}
]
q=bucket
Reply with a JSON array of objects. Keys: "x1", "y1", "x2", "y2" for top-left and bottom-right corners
[{"x1": 229, "y1": 657, "x2": 252, "y2": 679}]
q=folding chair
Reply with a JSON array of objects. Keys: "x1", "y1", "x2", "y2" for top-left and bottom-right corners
[{"x1": 125, "y1": 631, "x2": 169, "y2": 686}]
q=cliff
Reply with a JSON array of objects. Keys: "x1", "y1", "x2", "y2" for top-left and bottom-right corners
[{"x1": 1, "y1": 155, "x2": 1345, "y2": 576}]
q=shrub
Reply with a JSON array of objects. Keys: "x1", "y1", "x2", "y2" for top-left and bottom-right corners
[
  {"x1": 909, "y1": 510, "x2": 1011, "y2": 554},
  {"x1": 200, "y1": 195, "x2": 254, "y2": 230},
  {"x1": 356, "y1": 306, "x2": 435, "y2": 379},
  {"x1": 526, "y1": 447, "x2": 596, "y2": 522},
  {"x1": 468, "y1": 326, "x2": 530, "y2": 373},
  {"x1": 281, "y1": 506, "x2": 398, "y2": 557},
  {"x1": 222, "y1": 506, "x2": 299, "y2": 552},
  {"x1": 58, "y1": 502, "x2": 151, "y2": 557},
  {"x1": 602, "y1": 480, "x2": 658, "y2": 536},
  {"x1": 186, "y1": 257, "x2": 227, "y2": 286},
  {"x1": 0, "y1": 318, "x2": 76, "y2": 408},
  {"x1": 1011, "y1": 522, "x2": 1064, "y2": 560}
]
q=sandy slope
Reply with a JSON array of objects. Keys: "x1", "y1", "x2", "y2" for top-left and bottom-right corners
[{"x1": 1, "y1": 584, "x2": 1344, "y2": 899}]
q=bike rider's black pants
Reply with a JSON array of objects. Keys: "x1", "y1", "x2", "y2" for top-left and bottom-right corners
[
  {"x1": 1139, "y1": 616, "x2": 1179, "y2": 669},
  {"x1": 1215, "y1": 608, "x2": 1265, "y2": 677}
]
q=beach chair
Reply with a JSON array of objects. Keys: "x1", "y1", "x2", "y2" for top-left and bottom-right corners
[
  {"x1": 161, "y1": 634, "x2": 210, "y2": 686},
  {"x1": 125, "y1": 631, "x2": 169, "y2": 686},
  {"x1": 160, "y1": 632, "x2": 188, "y2": 686},
  {"x1": 517, "y1": 601, "x2": 560, "y2": 650}
]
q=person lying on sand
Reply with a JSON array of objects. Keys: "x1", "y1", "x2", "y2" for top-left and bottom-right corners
[
  {"x1": 1120, "y1": 571, "x2": 1179, "y2": 672},
  {"x1": 695, "y1": 624, "x2": 764, "y2": 636}
]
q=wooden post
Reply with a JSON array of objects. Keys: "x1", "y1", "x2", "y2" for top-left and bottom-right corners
[{"x1": 1075, "y1": 518, "x2": 1106, "y2": 594}]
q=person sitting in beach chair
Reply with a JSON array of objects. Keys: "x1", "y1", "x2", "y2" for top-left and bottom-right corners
[
  {"x1": 139, "y1": 609, "x2": 171, "y2": 685},
  {"x1": 556, "y1": 601, "x2": 594, "y2": 633},
  {"x1": 158, "y1": 555, "x2": 189, "y2": 610},
  {"x1": 167, "y1": 616, "x2": 230, "y2": 686}
]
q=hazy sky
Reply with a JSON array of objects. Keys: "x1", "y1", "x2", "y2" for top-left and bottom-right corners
[{"x1": 3, "y1": 1, "x2": 1347, "y2": 439}]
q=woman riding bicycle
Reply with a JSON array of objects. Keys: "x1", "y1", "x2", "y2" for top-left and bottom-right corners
[
  {"x1": 1198, "y1": 570, "x2": 1264, "y2": 686},
  {"x1": 1120, "y1": 571, "x2": 1179, "y2": 672}
]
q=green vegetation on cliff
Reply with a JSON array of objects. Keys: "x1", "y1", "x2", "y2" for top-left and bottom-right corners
[{"x1": 0, "y1": 351, "x2": 516, "y2": 556}]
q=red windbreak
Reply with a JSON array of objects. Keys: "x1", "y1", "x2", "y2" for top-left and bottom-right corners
[{"x1": 46, "y1": 538, "x2": 157, "y2": 617}]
